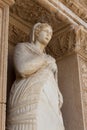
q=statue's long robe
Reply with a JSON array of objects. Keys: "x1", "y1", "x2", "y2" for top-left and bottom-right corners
[{"x1": 7, "y1": 43, "x2": 65, "y2": 130}]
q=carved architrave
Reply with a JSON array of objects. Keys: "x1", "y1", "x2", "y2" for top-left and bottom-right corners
[{"x1": 79, "y1": 57, "x2": 87, "y2": 128}]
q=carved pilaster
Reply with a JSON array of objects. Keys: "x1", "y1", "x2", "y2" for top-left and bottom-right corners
[
  {"x1": 0, "y1": 1, "x2": 14, "y2": 130},
  {"x1": 78, "y1": 57, "x2": 87, "y2": 129}
]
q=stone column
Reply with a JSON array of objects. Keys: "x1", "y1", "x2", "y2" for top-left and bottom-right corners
[
  {"x1": 53, "y1": 25, "x2": 87, "y2": 130},
  {"x1": 0, "y1": 1, "x2": 14, "y2": 130}
]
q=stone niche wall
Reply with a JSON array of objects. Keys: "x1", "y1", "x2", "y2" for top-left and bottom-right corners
[
  {"x1": 7, "y1": 0, "x2": 87, "y2": 130},
  {"x1": 79, "y1": 56, "x2": 87, "y2": 128},
  {"x1": 7, "y1": 44, "x2": 15, "y2": 99}
]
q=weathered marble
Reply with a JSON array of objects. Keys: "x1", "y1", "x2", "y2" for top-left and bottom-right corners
[{"x1": 7, "y1": 23, "x2": 65, "y2": 130}]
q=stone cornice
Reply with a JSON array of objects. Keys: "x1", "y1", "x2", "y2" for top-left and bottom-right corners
[
  {"x1": 59, "y1": 0, "x2": 87, "y2": 23},
  {"x1": 36, "y1": 0, "x2": 77, "y2": 25},
  {"x1": 36, "y1": 0, "x2": 87, "y2": 29}
]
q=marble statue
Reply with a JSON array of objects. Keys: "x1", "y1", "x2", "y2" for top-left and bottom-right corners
[{"x1": 7, "y1": 23, "x2": 65, "y2": 130}]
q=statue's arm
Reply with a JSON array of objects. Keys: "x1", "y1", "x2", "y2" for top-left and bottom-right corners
[{"x1": 14, "y1": 44, "x2": 47, "y2": 77}]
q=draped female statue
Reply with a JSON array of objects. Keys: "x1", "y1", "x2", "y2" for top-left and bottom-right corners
[{"x1": 7, "y1": 23, "x2": 65, "y2": 130}]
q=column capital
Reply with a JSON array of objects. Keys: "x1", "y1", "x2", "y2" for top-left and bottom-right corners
[{"x1": 47, "y1": 24, "x2": 87, "y2": 60}]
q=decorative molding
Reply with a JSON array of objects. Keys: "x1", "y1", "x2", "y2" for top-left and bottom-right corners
[{"x1": 59, "y1": 0, "x2": 87, "y2": 23}]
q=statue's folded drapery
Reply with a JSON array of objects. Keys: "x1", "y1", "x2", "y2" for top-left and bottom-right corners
[{"x1": 7, "y1": 43, "x2": 64, "y2": 130}]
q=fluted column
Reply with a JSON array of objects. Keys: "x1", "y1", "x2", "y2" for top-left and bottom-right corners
[{"x1": 0, "y1": 1, "x2": 14, "y2": 130}]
